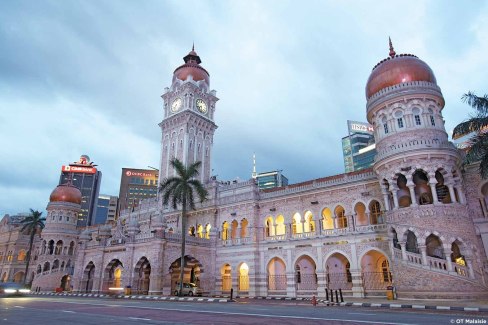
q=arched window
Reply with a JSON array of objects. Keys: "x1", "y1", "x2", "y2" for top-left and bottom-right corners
[
  {"x1": 335, "y1": 206, "x2": 347, "y2": 229},
  {"x1": 369, "y1": 201, "x2": 382, "y2": 224},
  {"x1": 231, "y1": 220, "x2": 238, "y2": 239},
  {"x1": 346, "y1": 262, "x2": 352, "y2": 283},
  {"x1": 406, "y1": 231, "x2": 419, "y2": 253},
  {"x1": 205, "y1": 224, "x2": 211, "y2": 239},
  {"x1": 413, "y1": 170, "x2": 432, "y2": 205},
  {"x1": 17, "y1": 250, "x2": 26, "y2": 262},
  {"x1": 196, "y1": 224, "x2": 204, "y2": 238},
  {"x1": 68, "y1": 241, "x2": 75, "y2": 255},
  {"x1": 221, "y1": 221, "x2": 229, "y2": 240}
]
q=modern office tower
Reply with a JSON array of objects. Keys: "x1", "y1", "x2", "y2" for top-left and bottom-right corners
[
  {"x1": 59, "y1": 155, "x2": 101, "y2": 227},
  {"x1": 342, "y1": 120, "x2": 376, "y2": 172},
  {"x1": 118, "y1": 168, "x2": 159, "y2": 212},
  {"x1": 94, "y1": 194, "x2": 118, "y2": 225}
]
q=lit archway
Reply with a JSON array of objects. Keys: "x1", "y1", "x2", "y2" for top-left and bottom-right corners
[
  {"x1": 276, "y1": 215, "x2": 285, "y2": 235},
  {"x1": 238, "y1": 263, "x2": 249, "y2": 291},
  {"x1": 360, "y1": 250, "x2": 392, "y2": 291},
  {"x1": 221, "y1": 264, "x2": 232, "y2": 292},
  {"x1": 322, "y1": 208, "x2": 334, "y2": 230},
  {"x1": 267, "y1": 257, "x2": 286, "y2": 291},
  {"x1": 295, "y1": 255, "x2": 317, "y2": 291},
  {"x1": 325, "y1": 253, "x2": 352, "y2": 290},
  {"x1": 134, "y1": 257, "x2": 151, "y2": 294}
]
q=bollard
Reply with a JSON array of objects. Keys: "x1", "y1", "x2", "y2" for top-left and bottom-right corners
[
  {"x1": 335, "y1": 290, "x2": 339, "y2": 303},
  {"x1": 330, "y1": 289, "x2": 334, "y2": 302},
  {"x1": 325, "y1": 289, "x2": 329, "y2": 301},
  {"x1": 339, "y1": 289, "x2": 344, "y2": 303},
  {"x1": 312, "y1": 295, "x2": 317, "y2": 306},
  {"x1": 230, "y1": 288, "x2": 234, "y2": 301}
]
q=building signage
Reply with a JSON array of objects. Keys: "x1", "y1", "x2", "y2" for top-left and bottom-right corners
[
  {"x1": 62, "y1": 165, "x2": 97, "y2": 174},
  {"x1": 348, "y1": 120, "x2": 374, "y2": 134},
  {"x1": 125, "y1": 170, "x2": 157, "y2": 178}
]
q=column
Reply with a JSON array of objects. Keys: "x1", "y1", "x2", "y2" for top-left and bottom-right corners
[
  {"x1": 381, "y1": 185, "x2": 391, "y2": 211},
  {"x1": 391, "y1": 189, "x2": 399, "y2": 209},
  {"x1": 407, "y1": 183, "x2": 418, "y2": 207},
  {"x1": 398, "y1": 241, "x2": 408, "y2": 261},
  {"x1": 457, "y1": 186, "x2": 467, "y2": 205},
  {"x1": 465, "y1": 257, "x2": 475, "y2": 279},
  {"x1": 442, "y1": 246, "x2": 453, "y2": 272},
  {"x1": 418, "y1": 245, "x2": 428, "y2": 266},
  {"x1": 316, "y1": 269, "x2": 327, "y2": 298},
  {"x1": 447, "y1": 184, "x2": 457, "y2": 203},
  {"x1": 428, "y1": 174, "x2": 440, "y2": 205}
]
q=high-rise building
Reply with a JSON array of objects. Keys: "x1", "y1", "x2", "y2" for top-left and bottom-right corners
[
  {"x1": 94, "y1": 194, "x2": 118, "y2": 225},
  {"x1": 117, "y1": 168, "x2": 159, "y2": 212},
  {"x1": 255, "y1": 171, "x2": 288, "y2": 190},
  {"x1": 59, "y1": 155, "x2": 101, "y2": 227},
  {"x1": 342, "y1": 120, "x2": 376, "y2": 172}
]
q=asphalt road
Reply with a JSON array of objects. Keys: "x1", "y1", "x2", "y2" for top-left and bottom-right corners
[{"x1": 1, "y1": 296, "x2": 487, "y2": 325}]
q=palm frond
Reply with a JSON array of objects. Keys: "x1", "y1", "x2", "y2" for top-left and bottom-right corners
[
  {"x1": 465, "y1": 133, "x2": 488, "y2": 164},
  {"x1": 462, "y1": 92, "x2": 488, "y2": 114},
  {"x1": 188, "y1": 179, "x2": 208, "y2": 202},
  {"x1": 453, "y1": 117, "x2": 488, "y2": 138}
]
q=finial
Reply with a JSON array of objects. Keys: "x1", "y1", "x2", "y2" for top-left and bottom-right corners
[
  {"x1": 388, "y1": 37, "x2": 396, "y2": 58},
  {"x1": 192, "y1": 42, "x2": 195, "y2": 52},
  {"x1": 252, "y1": 153, "x2": 257, "y2": 179}
]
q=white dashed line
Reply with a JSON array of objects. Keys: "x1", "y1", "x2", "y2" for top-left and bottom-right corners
[
  {"x1": 62, "y1": 310, "x2": 75, "y2": 313},
  {"x1": 129, "y1": 317, "x2": 151, "y2": 321}
]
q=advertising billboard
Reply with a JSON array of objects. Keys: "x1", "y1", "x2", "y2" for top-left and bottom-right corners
[{"x1": 348, "y1": 120, "x2": 374, "y2": 134}]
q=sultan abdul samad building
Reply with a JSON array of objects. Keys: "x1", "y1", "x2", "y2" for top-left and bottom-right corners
[{"x1": 29, "y1": 41, "x2": 488, "y2": 299}]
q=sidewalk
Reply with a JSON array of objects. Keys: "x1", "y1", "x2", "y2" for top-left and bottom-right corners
[{"x1": 30, "y1": 292, "x2": 488, "y2": 312}]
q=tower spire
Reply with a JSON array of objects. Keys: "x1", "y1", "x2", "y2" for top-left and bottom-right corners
[
  {"x1": 388, "y1": 37, "x2": 396, "y2": 58},
  {"x1": 252, "y1": 153, "x2": 257, "y2": 179},
  {"x1": 192, "y1": 42, "x2": 195, "y2": 52}
]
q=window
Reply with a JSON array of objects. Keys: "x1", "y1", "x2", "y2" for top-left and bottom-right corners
[
  {"x1": 397, "y1": 118, "x2": 404, "y2": 128},
  {"x1": 383, "y1": 123, "x2": 389, "y2": 134},
  {"x1": 414, "y1": 115, "x2": 421, "y2": 125},
  {"x1": 430, "y1": 115, "x2": 436, "y2": 126}
]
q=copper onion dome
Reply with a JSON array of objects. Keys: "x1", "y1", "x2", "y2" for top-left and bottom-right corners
[
  {"x1": 49, "y1": 183, "x2": 82, "y2": 205},
  {"x1": 365, "y1": 38, "x2": 437, "y2": 99},
  {"x1": 172, "y1": 45, "x2": 210, "y2": 85}
]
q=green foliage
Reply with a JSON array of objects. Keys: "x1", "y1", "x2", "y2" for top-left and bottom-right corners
[
  {"x1": 21, "y1": 209, "x2": 46, "y2": 284},
  {"x1": 453, "y1": 92, "x2": 488, "y2": 179}
]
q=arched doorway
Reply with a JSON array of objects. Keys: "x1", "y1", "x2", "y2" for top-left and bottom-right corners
[
  {"x1": 60, "y1": 275, "x2": 71, "y2": 291},
  {"x1": 325, "y1": 253, "x2": 352, "y2": 290},
  {"x1": 238, "y1": 263, "x2": 249, "y2": 292},
  {"x1": 267, "y1": 257, "x2": 286, "y2": 292},
  {"x1": 221, "y1": 264, "x2": 232, "y2": 292},
  {"x1": 13, "y1": 272, "x2": 24, "y2": 283},
  {"x1": 295, "y1": 255, "x2": 317, "y2": 293},
  {"x1": 361, "y1": 250, "x2": 392, "y2": 294},
  {"x1": 82, "y1": 262, "x2": 95, "y2": 293},
  {"x1": 169, "y1": 256, "x2": 203, "y2": 293},
  {"x1": 134, "y1": 257, "x2": 151, "y2": 294},
  {"x1": 103, "y1": 259, "x2": 123, "y2": 292}
]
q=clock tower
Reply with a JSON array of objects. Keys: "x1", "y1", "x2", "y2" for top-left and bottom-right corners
[{"x1": 159, "y1": 47, "x2": 218, "y2": 184}]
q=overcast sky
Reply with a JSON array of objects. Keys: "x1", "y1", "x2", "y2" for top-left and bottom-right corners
[{"x1": 1, "y1": 1, "x2": 487, "y2": 217}]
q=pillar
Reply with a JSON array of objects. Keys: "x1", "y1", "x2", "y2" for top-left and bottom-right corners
[
  {"x1": 442, "y1": 246, "x2": 453, "y2": 272},
  {"x1": 447, "y1": 184, "x2": 457, "y2": 203},
  {"x1": 391, "y1": 189, "x2": 399, "y2": 209},
  {"x1": 418, "y1": 245, "x2": 428, "y2": 266},
  {"x1": 316, "y1": 269, "x2": 327, "y2": 298},
  {"x1": 428, "y1": 174, "x2": 440, "y2": 205},
  {"x1": 407, "y1": 184, "x2": 418, "y2": 207},
  {"x1": 398, "y1": 241, "x2": 407, "y2": 261},
  {"x1": 382, "y1": 188, "x2": 391, "y2": 211},
  {"x1": 350, "y1": 269, "x2": 365, "y2": 298}
]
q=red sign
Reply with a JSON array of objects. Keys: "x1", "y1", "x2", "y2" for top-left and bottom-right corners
[{"x1": 62, "y1": 165, "x2": 97, "y2": 174}]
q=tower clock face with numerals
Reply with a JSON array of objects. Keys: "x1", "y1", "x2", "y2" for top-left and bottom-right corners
[
  {"x1": 171, "y1": 97, "x2": 182, "y2": 112},
  {"x1": 196, "y1": 99, "x2": 208, "y2": 114}
]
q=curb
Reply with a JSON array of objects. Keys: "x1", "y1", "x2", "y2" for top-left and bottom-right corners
[
  {"x1": 338, "y1": 302, "x2": 488, "y2": 313},
  {"x1": 30, "y1": 292, "x2": 229, "y2": 303}
]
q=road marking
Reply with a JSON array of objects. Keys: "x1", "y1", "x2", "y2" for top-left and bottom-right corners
[
  {"x1": 349, "y1": 313, "x2": 377, "y2": 315},
  {"x1": 13, "y1": 306, "x2": 25, "y2": 308},
  {"x1": 129, "y1": 317, "x2": 151, "y2": 321},
  {"x1": 62, "y1": 310, "x2": 75, "y2": 313},
  {"x1": 32, "y1": 299, "x2": 417, "y2": 325}
]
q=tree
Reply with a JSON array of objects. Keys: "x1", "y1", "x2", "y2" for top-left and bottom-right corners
[
  {"x1": 21, "y1": 209, "x2": 46, "y2": 285},
  {"x1": 159, "y1": 158, "x2": 208, "y2": 296},
  {"x1": 453, "y1": 92, "x2": 488, "y2": 179}
]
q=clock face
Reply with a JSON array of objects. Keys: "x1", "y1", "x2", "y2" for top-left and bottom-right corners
[
  {"x1": 196, "y1": 99, "x2": 208, "y2": 114},
  {"x1": 171, "y1": 98, "x2": 182, "y2": 112}
]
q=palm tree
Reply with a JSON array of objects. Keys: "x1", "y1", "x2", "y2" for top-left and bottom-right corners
[
  {"x1": 453, "y1": 92, "x2": 488, "y2": 179},
  {"x1": 20, "y1": 209, "x2": 46, "y2": 285},
  {"x1": 159, "y1": 158, "x2": 208, "y2": 296}
]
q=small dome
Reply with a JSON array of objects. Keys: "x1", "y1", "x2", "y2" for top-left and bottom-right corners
[
  {"x1": 366, "y1": 39, "x2": 437, "y2": 99},
  {"x1": 49, "y1": 184, "x2": 82, "y2": 205},
  {"x1": 172, "y1": 47, "x2": 210, "y2": 85}
]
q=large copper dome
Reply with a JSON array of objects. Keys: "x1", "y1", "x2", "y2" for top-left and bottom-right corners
[
  {"x1": 49, "y1": 184, "x2": 82, "y2": 205},
  {"x1": 366, "y1": 39, "x2": 437, "y2": 99},
  {"x1": 172, "y1": 47, "x2": 210, "y2": 85}
]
